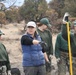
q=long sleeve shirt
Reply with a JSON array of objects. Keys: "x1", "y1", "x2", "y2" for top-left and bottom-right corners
[
  {"x1": 0, "y1": 42, "x2": 11, "y2": 70},
  {"x1": 37, "y1": 29, "x2": 53, "y2": 55},
  {"x1": 21, "y1": 35, "x2": 46, "y2": 53},
  {"x1": 55, "y1": 24, "x2": 76, "y2": 58}
]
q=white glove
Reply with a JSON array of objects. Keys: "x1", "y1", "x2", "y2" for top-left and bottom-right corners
[
  {"x1": 49, "y1": 55, "x2": 57, "y2": 65},
  {"x1": 63, "y1": 12, "x2": 69, "y2": 23},
  {"x1": 56, "y1": 58, "x2": 60, "y2": 63},
  {"x1": 8, "y1": 70, "x2": 11, "y2": 75}
]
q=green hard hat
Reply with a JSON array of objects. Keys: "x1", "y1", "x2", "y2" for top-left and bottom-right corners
[{"x1": 40, "y1": 18, "x2": 51, "y2": 28}]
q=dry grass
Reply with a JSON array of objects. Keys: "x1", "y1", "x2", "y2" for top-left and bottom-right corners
[{"x1": 0, "y1": 21, "x2": 26, "y2": 64}]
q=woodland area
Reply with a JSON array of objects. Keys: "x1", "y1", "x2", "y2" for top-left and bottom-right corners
[
  {"x1": 0, "y1": 0, "x2": 76, "y2": 75},
  {"x1": 0, "y1": 0, "x2": 76, "y2": 33}
]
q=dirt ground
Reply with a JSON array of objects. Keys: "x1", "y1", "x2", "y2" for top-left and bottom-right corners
[{"x1": 0, "y1": 21, "x2": 57, "y2": 75}]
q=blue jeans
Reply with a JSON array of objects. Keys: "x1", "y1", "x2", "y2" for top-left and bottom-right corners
[{"x1": 23, "y1": 65, "x2": 46, "y2": 75}]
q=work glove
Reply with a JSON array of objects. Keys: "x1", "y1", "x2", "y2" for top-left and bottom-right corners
[
  {"x1": 39, "y1": 41, "x2": 48, "y2": 51},
  {"x1": 49, "y1": 55, "x2": 57, "y2": 65},
  {"x1": 7, "y1": 70, "x2": 11, "y2": 75},
  {"x1": 39, "y1": 41, "x2": 46, "y2": 46},
  {"x1": 63, "y1": 12, "x2": 69, "y2": 23},
  {"x1": 46, "y1": 61, "x2": 51, "y2": 72},
  {"x1": 49, "y1": 55, "x2": 57, "y2": 70},
  {"x1": 56, "y1": 58, "x2": 60, "y2": 62}
]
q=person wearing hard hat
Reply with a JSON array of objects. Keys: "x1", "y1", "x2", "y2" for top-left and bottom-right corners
[
  {"x1": 55, "y1": 12, "x2": 76, "y2": 75},
  {"x1": 62, "y1": 14, "x2": 76, "y2": 75},
  {"x1": 0, "y1": 30, "x2": 11, "y2": 75},
  {"x1": 55, "y1": 12, "x2": 72, "y2": 75},
  {"x1": 37, "y1": 18, "x2": 53, "y2": 73}
]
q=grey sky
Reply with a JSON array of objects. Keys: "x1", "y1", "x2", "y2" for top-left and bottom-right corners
[
  {"x1": 15, "y1": 0, "x2": 51, "y2": 6},
  {"x1": 3, "y1": 0, "x2": 51, "y2": 7}
]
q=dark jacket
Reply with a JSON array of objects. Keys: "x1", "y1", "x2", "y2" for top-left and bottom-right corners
[
  {"x1": 37, "y1": 29, "x2": 53, "y2": 55},
  {"x1": 55, "y1": 24, "x2": 76, "y2": 58},
  {"x1": 0, "y1": 42, "x2": 11, "y2": 70}
]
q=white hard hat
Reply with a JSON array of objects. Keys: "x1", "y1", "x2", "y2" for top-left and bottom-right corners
[
  {"x1": 63, "y1": 12, "x2": 69, "y2": 23},
  {"x1": 64, "y1": 12, "x2": 69, "y2": 17},
  {"x1": 27, "y1": 21, "x2": 36, "y2": 28}
]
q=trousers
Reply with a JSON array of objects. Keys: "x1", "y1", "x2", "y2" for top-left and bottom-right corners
[
  {"x1": 58, "y1": 51, "x2": 76, "y2": 75},
  {"x1": 72, "y1": 57, "x2": 76, "y2": 75},
  {"x1": 23, "y1": 65, "x2": 46, "y2": 75}
]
